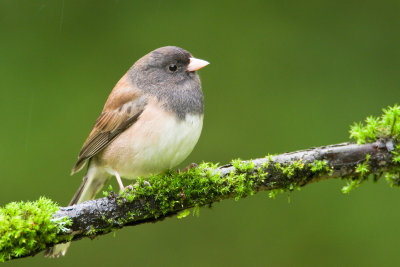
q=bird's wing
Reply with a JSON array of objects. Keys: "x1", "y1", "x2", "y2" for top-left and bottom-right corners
[{"x1": 71, "y1": 75, "x2": 147, "y2": 174}]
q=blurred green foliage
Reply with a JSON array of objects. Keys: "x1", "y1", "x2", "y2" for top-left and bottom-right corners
[{"x1": 1, "y1": 0, "x2": 400, "y2": 266}]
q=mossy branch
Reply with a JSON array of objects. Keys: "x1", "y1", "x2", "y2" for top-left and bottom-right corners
[{"x1": 2, "y1": 104, "x2": 400, "y2": 262}]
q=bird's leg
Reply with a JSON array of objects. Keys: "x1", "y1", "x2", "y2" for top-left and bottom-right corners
[
  {"x1": 113, "y1": 170, "x2": 125, "y2": 191},
  {"x1": 131, "y1": 180, "x2": 151, "y2": 188},
  {"x1": 113, "y1": 170, "x2": 135, "y2": 191}
]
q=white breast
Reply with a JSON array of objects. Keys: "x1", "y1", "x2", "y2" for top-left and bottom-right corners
[
  {"x1": 98, "y1": 102, "x2": 203, "y2": 179},
  {"x1": 155, "y1": 113, "x2": 203, "y2": 168}
]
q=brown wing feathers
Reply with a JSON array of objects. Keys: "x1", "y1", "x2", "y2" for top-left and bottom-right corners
[{"x1": 71, "y1": 76, "x2": 147, "y2": 174}]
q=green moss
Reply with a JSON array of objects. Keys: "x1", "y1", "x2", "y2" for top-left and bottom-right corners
[
  {"x1": 308, "y1": 160, "x2": 331, "y2": 174},
  {"x1": 102, "y1": 160, "x2": 269, "y2": 222},
  {"x1": 347, "y1": 104, "x2": 400, "y2": 191},
  {"x1": 341, "y1": 180, "x2": 363, "y2": 194},
  {"x1": 384, "y1": 170, "x2": 400, "y2": 187},
  {"x1": 392, "y1": 144, "x2": 400, "y2": 163},
  {"x1": 265, "y1": 154, "x2": 275, "y2": 163},
  {"x1": 193, "y1": 205, "x2": 200, "y2": 217},
  {"x1": 341, "y1": 154, "x2": 371, "y2": 194},
  {"x1": 231, "y1": 159, "x2": 255, "y2": 172},
  {"x1": 102, "y1": 185, "x2": 114, "y2": 197},
  {"x1": 384, "y1": 143, "x2": 400, "y2": 187},
  {"x1": 349, "y1": 104, "x2": 400, "y2": 144},
  {"x1": 268, "y1": 189, "x2": 285, "y2": 199},
  {"x1": 281, "y1": 160, "x2": 305, "y2": 178},
  {"x1": 355, "y1": 154, "x2": 371, "y2": 176},
  {"x1": 0, "y1": 197, "x2": 71, "y2": 262},
  {"x1": 86, "y1": 225, "x2": 97, "y2": 235},
  {"x1": 265, "y1": 159, "x2": 328, "y2": 199},
  {"x1": 177, "y1": 209, "x2": 190, "y2": 219}
]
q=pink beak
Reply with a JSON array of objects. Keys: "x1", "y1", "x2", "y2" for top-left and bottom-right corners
[{"x1": 187, "y1": 57, "x2": 210, "y2": 72}]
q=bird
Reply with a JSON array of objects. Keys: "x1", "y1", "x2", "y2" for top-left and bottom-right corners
[{"x1": 44, "y1": 46, "x2": 209, "y2": 257}]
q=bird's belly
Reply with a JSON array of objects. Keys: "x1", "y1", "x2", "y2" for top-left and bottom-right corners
[{"x1": 98, "y1": 108, "x2": 203, "y2": 179}]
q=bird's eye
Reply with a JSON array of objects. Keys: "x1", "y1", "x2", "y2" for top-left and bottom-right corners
[{"x1": 168, "y1": 64, "x2": 177, "y2": 72}]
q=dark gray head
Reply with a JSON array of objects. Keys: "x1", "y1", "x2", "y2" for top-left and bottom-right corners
[{"x1": 129, "y1": 46, "x2": 209, "y2": 119}]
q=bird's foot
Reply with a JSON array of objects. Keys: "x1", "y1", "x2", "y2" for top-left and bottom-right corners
[
  {"x1": 128, "y1": 180, "x2": 151, "y2": 189},
  {"x1": 113, "y1": 170, "x2": 126, "y2": 191},
  {"x1": 179, "y1": 163, "x2": 199, "y2": 173},
  {"x1": 123, "y1": 181, "x2": 151, "y2": 192},
  {"x1": 125, "y1": 185, "x2": 134, "y2": 191}
]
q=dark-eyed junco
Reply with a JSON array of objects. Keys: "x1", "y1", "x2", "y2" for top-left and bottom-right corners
[{"x1": 45, "y1": 46, "x2": 209, "y2": 257}]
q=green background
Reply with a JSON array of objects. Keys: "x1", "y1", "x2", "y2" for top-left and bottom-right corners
[{"x1": 1, "y1": 0, "x2": 400, "y2": 266}]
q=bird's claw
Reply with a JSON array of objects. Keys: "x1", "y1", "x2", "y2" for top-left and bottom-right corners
[
  {"x1": 125, "y1": 185, "x2": 134, "y2": 191},
  {"x1": 179, "y1": 163, "x2": 198, "y2": 173}
]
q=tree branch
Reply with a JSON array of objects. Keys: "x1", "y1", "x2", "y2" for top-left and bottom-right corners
[
  {"x1": 57, "y1": 139, "x2": 397, "y2": 240},
  {"x1": 2, "y1": 104, "x2": 400, "y2": 262}
]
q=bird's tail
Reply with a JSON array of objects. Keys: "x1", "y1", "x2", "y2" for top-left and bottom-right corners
[{"x1": 44, "y1": 164, "x2": 109, "y2": 258}]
